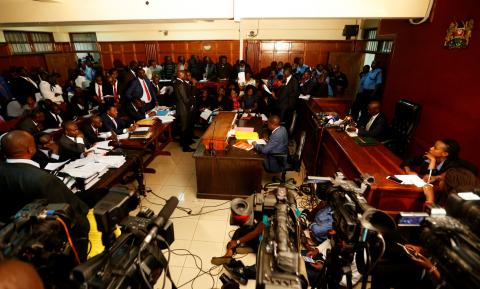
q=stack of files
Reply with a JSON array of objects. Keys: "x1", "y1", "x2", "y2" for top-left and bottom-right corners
[
  {"x1": 156, "y1": 115, "x2": 175, "y2": 124},
  {"x1": 91, "y1": 140, "x2": 114, "y2": 154},
  {"x1": 94, "y1": 155, "x2": 126, "y2": 168},
  {"x1": 129, "y1": 126, "x2": 151, "y2": 139},
  {"x1": 61, "y1": 159, "x2": 109, "y2": 179},
  {"x1": 136, "y1": 119, "x2": 156, "y2": 126},
  {"x1": 235, "y1": 131, "x2": 259, "y2": 140}
]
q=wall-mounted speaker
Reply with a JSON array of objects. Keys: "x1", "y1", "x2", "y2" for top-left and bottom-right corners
[{"x1": 343, "y1": 25, "x2": 359, "y2": 39}]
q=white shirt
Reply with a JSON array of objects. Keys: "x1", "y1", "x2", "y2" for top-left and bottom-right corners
[
  {"x1": 107, "y1": 114, "x2": 118, "y2": 129},
  {"x1": 39, "y1": 80, "x2": 64, "y2": 104},
  {"x1": 21, "y1": 76, "x2": 38, "y2": 88},
  {"x1": 285, "y1": 75, "x2": 292, "y2": 86},
  {"x1": 66, "y1": 135, "x2": 85, "y2": 145},
  {"x1": 49, "y1": 112, "x2": 63, "y2": 126},
  {"x1": 6, "y1": 158, "x2": 40, "y2": 168},
  {"x1": 95, "y1": 83, "x2": 103, "y2": 98},
  {"x1": 75, "y1": 75, "x2": 87, "y2": 89},
  {"x1": 365, "y1": 113, "x2": 379, "y2": 131}
]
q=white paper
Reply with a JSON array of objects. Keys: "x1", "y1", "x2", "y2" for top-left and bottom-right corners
[
  {"x1": 261, "y1": 79, "x2": 268, "y2": 85},
  {"x1": 263, "y1": 84, "x2": 272, "y2": 95},
  {"x1": 42, "y1": 128, "x2": 61, "y2": 133},
  {"x1": 117, "y1": 133, "x2": 129, "y2": 140},
  {"x1": 200, "y1": 109, "x2": 213, "y2": 120},
  {"x1": 98, "y1": 132, "x2": 112, "y2": 139},
  {"x1": 44, "y1": 160, "x2": 69, "y2": 171},
  {"x1": 135, "y1": 126, "x2": 150, "y2": 132},
  {"x1": 394, "y1": 175, "x2": 427, "y2": 187},
  {"x1": 247, "y1": 139, "x2": 266, "y2": 145},
  {"x1": 346, "y1": 130, "x2": 358, "y2": 137},
  {"x1": 260, "y1": 114, "x2": 268, "y2": 122},
  {"x1": 299, "y1": 94, "x2": 311, "y2": 100},
  {"x1": 237, "y1": 72, "x2": 246, "y2": 84},
  {"x1": 458, "y1": 192, "x2": 480, "y2": 201}
]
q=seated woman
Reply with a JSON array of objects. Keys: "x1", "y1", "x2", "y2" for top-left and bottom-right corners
[
  {"x1": 195, "y1": 89, "x2": 212, "y2": 125},
  {"x1": 242, "y1": 85, "x2": 258, "y2": 113},
  {"x1": 212, "y1": 87, "x2": 232, "y2": 111},
  {"x1": 229, "y1": 88, "x2": 241, "y2": 111}
]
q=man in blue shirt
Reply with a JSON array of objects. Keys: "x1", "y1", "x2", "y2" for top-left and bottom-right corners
[
  {"x1": 361, "y1": 61, "x2": 382, "y2": 99},
  {"x1": 253, "y1": 115, "x2": 289, "y2": 173}
]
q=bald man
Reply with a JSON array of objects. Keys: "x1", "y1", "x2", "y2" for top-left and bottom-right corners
[
  {"x1": 0, "y1": 130, "x2": 89, "y2": 260},
  {"x1": 0, "y1": 260, "x2": 44, "y2": 289},
  {"x1": 253, "y1": 115, "x2": 289, "y2": 173},
  {"x1": 355, "y1": 100, "x2": 388, "y2": 139}
]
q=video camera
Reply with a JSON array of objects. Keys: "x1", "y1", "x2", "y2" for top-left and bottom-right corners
[
  {"x1": 0, "y1": 199, "x2": 76, "y2": 288},
  {"x1": 72, "y1": 186, "x2": 178, "y2": 289},
  {"x1": 419, "y1": 190, "x2": 480, "y2": 289},
  {"x1": 316, "y1": 172, "x2": 395, "y2": 289}
]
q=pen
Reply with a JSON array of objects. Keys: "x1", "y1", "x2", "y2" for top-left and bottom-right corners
[
  {"x1": 74, "y1": 164, "x2": 84, "y2": 168},
  {"x1": 427, "y1": 169, "x2": 432, "y2": 184}
]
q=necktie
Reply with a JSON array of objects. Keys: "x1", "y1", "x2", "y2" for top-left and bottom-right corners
[
  {"x1": 97, "y1": 85, "x2": 102, "y2": 98},
  {"x1": 113, "y1": 82, "x2": 119, "y2": 102},
  {"x1": 366, "y1": 116, "x2": 375, "y2": 131},
  {"x1": 142, "y1": 80, "x2": 152, "y2": 102}
]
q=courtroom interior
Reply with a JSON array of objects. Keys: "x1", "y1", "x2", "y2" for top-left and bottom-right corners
[{"x1": 0, "y1": 0, "x2": 479, "y2": 289}]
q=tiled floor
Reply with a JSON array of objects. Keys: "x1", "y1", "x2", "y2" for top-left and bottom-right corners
[{"x1": 141, "y1": 140, "x2": 304, "y2": 289}]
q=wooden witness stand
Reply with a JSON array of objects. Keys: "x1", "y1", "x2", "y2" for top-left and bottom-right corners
[{"x1": 194, "y1": 112, "x2": 265, "y2": 199}]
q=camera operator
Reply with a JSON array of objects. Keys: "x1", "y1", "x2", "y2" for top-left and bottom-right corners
[
  {"x1": 0, "y1": 130, "x2": 90, "y2": 261},
  {"x1": 0, "y1": 259, "x2": 45, "y2": 289}
]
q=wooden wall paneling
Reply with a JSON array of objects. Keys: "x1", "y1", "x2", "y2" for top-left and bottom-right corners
[
  {"x1": 145, "y1": 42, "x2": 156, "y2": 62},
  {"x1": 328, "y1": 51, "x2": 365, "y2": 98},
  {"x1": 44, "y1": 53, "x2": 77, "y2": 85}
]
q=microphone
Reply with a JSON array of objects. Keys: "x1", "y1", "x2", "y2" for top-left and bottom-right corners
[{"x1": 141, "y1": 196, "x2": 179, "y2": 249}]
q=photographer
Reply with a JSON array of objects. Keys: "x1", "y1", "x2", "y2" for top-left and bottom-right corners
[{"x1": 0, "y1": 130, "x2": 90, "y2": 261}]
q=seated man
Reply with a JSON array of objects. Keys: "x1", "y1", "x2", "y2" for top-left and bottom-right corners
[
  {"x1": 124, "y1": 97, "x2": 156, "y2": 124},
  {"x1": 59, "y1": 121, "x2": 90, "y2": 161},
  {"x1": 43, "y1": 102, "x2": 64, "y2": 129},
  {"x1": 81, "y1": 115, "x2": 105, "y2": 146},
  {"x1": 353, "y1": 100, "x2": 388, "y2": 139},
  {"x1": 253, "y1": 115, "x2": 289, "y2": 173},
  {"x1": 18, "y1": 110, "x2": 45, "y2": 136},
  {"x1": 400, "y1": 139, "x2": 477, "y2": 180},
  {"x1": 32, "y1": 132, "x2": 62, "y2": 168},
  {"x1": 101, "y1": 105, "x2": 136, "y2": 135},
  {"x1": 0, "y1": 130, "x2": 89, "y2": 260}
]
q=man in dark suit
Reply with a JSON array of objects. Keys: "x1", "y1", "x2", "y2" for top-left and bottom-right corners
[
  {"x1": 101, "y1": 105, "x2": 135, "y2": 135},
  {"x1": 299, "y1": 70, "x2": 315, "y2": 96},
  {"x1": 68, "y1": 95, "x2": 90, "y2": 119},
  {"x1": 81, "y1": 115, "x2": 105, "y2": 146},
  {"x1": 273, "y1": 66, "x2": 299, "y2": 126},
  {"x1": 124, "y1": 97, "x2": 156, "y2": 124},
  {"x1": 253, "y1": 115, "x2": 289, "y2": 173},
  {"x1": 0, "y1": 130, "x2": 89, "y2": 260},
  {"x1": 10, "y1": 67, "x2": 40, "y2": 103},
  {"x1": 43, "y1": 103, "x2": 64, "y2": 129},
  {"x1": 88, "y1": 75, "x2": 108, "y2": 106},
  {"x1": 216, "y1": 56, "x2": 232, "y2": 80},
  {"x1": 17, "y1": 110, "x2": 45, "y2": 136},
  {"x1": 58, "y1": 121, "x2": 89, "y2": 161},
  {"x1": 125, "y1": 67, "x2": 157, "y2": 111},
  {"x1": 104, "y1": 68, "x2": 123, "y2": 105},
  {"x1": 356, "y1": 100, "x2": 388, "y2": 139},
  {"x1": 31, "y1": 132, "x2": 63, "y2": 168},
  {"x1": 173, "y1": 70, "x2": 195, "y2": 152}
]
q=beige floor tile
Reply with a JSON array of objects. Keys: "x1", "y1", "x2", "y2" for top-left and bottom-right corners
[
  {"x1": 180, "y1": 186, "x2": 203, "y2": 203},
  {"x1": 172, "y1": 218, "x2": 198, "y2": 240},
  {"x1": 155, "y1": 266, "x2": 182, "y2": 289},
  {"x1": 193, "y1": 219, "x2": 227, "y2": 242},
  {"x1": 224, "y1": 224, "x2": 238, "y2": 243},
  {"x1": 144, "y1": 171, "x2": 170, "y2": 186},
  {"x1": 176, "y1": 266, "x2": 220, "y2": 289},
  {"x1": 185, "y1": 240, "x2": 224, "y2": 269},
  {"x1": 159, "y1": 185, "x2": 188, "y2": 198},
  {"x1": 198, "y1": 205, "x2": 230, "y2": 221},
  {"x1": 163, "y1": 173, "x2": 196, "y2": 187},
  {"x1": 163, "y1": 239, "x2": 191, "y2": 267}
]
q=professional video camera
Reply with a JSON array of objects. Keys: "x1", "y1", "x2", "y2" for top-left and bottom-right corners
[
  {"x1": 419, "y1": 190, "x2": 480, "y2": 289},
  {"x1": 315, "y1": 172, "x2": 395, "y2": 289},
  {"x1": 230, "y1": 184, "x2": 308, "y2": 289},
  {"x1": 0, "y1": 199, "x2": 76, "y2": 288},
  {"x1": 72, "y1": 186, "x2": 178, "y2": 289}
]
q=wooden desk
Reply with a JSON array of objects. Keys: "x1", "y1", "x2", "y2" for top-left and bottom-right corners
[
  {"x1": 193, "y1": 114, "x2": 265, "y2": 199},
  {"x1": 299, "y1": 98, "x2": 424, "y2": 214},
  {"x1": 76, "y1": 152, "x2": 144, "y2": 207},
  {"x1": 119, "y1": 120, "x2": 172, "y2": 173}
]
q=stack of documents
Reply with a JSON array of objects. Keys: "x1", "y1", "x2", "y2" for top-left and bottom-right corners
[
  {"x1": 393, "y1": 175, "x2": 427, "y2": 187},
  {"x1": 299, "y1": 94, "x2": 311, "y2": 100},
  {"x1": 94, "y1": 155, "x2": 126, "y2": 168},
  {"x1": 61, "y1": 159, "x2": 109, "y2": 179},
  {"x1": 129, "y1": 126, "x2": 151, "y2": 139}
]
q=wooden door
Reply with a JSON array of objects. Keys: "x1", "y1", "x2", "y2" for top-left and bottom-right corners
[
  {"x1": 328, "y1": 52, "x2": 365, "y2": 98},
  {"x1": 44, "y1": 53, "x2": 77, "y2": 86}
]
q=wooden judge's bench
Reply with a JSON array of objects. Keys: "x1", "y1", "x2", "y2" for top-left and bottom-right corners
[
  {"x1": 299, "y1": 98, "x2": 424, "y2": 215},
  {"x1": 193, "y1": 112, "x2": 265, "y2": 199}
]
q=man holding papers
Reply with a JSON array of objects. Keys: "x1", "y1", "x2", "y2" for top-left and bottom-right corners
[
  {"x1": 252, "y1": 115, "x2": 288, "y2": 173},
  {"x1": 59, "y1": 121, "x2": 91, "y2": 161}
]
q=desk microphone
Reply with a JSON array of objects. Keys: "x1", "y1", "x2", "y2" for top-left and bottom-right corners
[{"x1": 141, "y1": 196, "x2": 178, "y2": 249}]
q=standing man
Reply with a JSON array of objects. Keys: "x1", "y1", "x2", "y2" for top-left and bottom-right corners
[
  {"x1": 253, "y1": 115, "x2": 289, "y2": 173},
  {"x1": 361, "y1": 61, "x2": 383, "y2": 100},
  {"x1": 272, "y1": 66, "x2": 299, "y2": 126},
  {"x1": 125, "y1": 67, "x2": 157, "y2": 111},
  {"x1": 173, "y1": 70, "x2": 195, "y2": 152}
]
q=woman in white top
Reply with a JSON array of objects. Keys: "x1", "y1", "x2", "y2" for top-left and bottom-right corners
[{"x1": 40, "y1": 73, "x2": 64, "y2": 105}]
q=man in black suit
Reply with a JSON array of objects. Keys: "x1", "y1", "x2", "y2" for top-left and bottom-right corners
[
  {"x1": 299, "y1": 70, "x2": 315, "y2": 96},
  {"x1": 58, "y1": 121, "x2": 89, "y2": 161},
  {"x1": 81, "y1": 115, "x2": 105, "y2": 146},
  {"x1": 0, "y1": 130, "x2": 89, "y2": 260},
  {"x1": 68, "y1": 95, "x2": 90, "y2": 119},
  {"x1": 17, "y1": 110, "x2": 45, "y2": 136},
  {"x1": 173, "y1": 70, "x2": 195, "y2": 152},
  {"x1": 356, "y1": 100, "x2": 388, "y2": 139},
  {"x1": 125, "y1": 67, "x2": 157, "y2": 111},
  {"x1": 31, "y1": 132, "x2": 63, "y2": 168},
  {"x1": 104, "y1": 68, "x2": 123, "y2": 105},
  {"x1": 101, "y1": 105, "x2": 135, "y2": 135},
  {"x1": 10, "y1": 67, "x2": 40, "y2": 103},
  {"x1": 216, "y1": 56, "x2": 232, "y2": 80},
  {"x1": 273, "y1": 66, "x2": 299, "y2": 126},
  {"x1": 43, "y1": 103, "x2": 64, "y2": 129},
  {"x1": 124, "y1": 97, "x2": 156, "y2": 124},
  {"x1": 88, "y1": 75, "x2": 108, "y2": 106}
]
